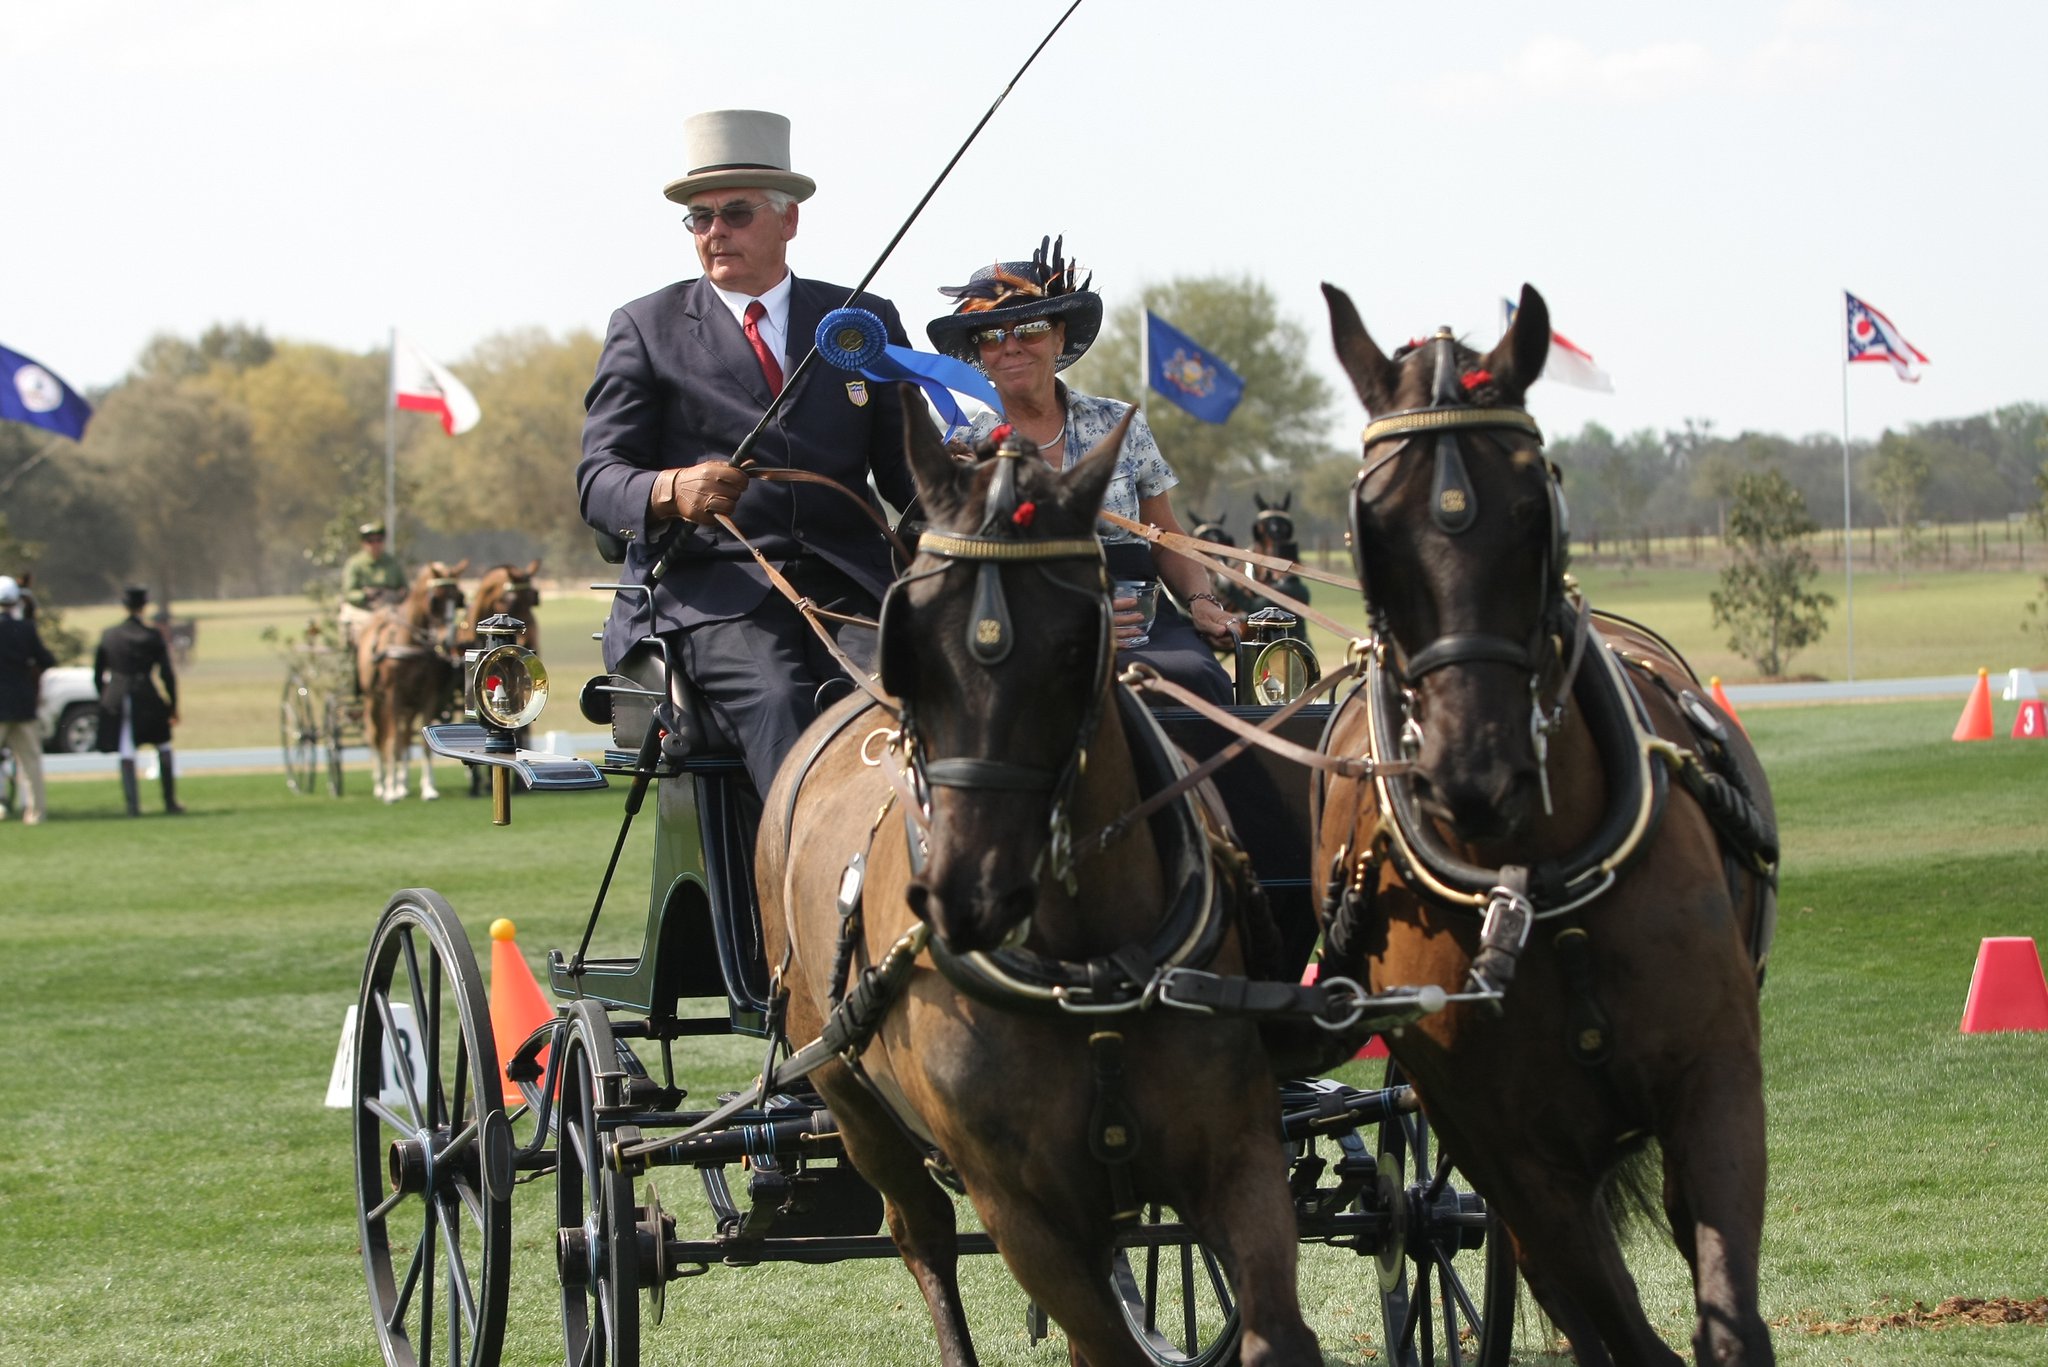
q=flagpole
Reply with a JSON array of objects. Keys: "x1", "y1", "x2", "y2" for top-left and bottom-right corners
[
  {"x1": 385, "y1": 327, "x2": 398, "y2": 544},
  {"x1": 1839, "y1": 301, "x2": 1855, "y2": 682}
]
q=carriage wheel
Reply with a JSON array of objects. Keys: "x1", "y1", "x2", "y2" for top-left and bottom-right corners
[
  {"x1": 352, "y1": 889, "x2": 514, "y2": 1367},
  {"x1": 280, "y1": 677, "x2": 320, "y2": 793},
  {"x1": 326, "y1": 697, "x2": 350, "y2": 797},
  {"x1": 556, "y1": 1000, "x2": 641, "y2": 1367},
  {"x1": 1374, "y1": 1060, "x2": 1516, "y2": 1367},
  {"x1": 1109, "y1": 1204, "x2": 1243, "y2": 1366}
]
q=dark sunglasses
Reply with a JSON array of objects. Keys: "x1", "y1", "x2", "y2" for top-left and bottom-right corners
[
  {"x1": 970, "y1": 318, "x2": 1058, "y2": 348},
  {"x1": 682, "y1": 201, "x2": 777, "y2": 234}
]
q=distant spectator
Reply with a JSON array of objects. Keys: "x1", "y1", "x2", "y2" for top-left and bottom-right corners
[
  {"x1": 0, "y1": 575, "x2": 57, "y2": 826},
  {"x1": 95, "y1": 585, "x2": 183, "y2": 816}
]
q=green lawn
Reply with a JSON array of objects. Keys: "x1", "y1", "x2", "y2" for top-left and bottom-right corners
[{"x1": 2, "y1": 699, "x2": 2044, "y2": 1363}]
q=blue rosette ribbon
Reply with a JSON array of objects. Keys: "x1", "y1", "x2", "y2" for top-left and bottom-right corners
[{"x1": 816, "y1": 307, "x2": 1001, "y2": 430}]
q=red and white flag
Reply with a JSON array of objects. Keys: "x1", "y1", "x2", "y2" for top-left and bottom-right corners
[
  {"x1": 1502, "y1": 298, "x2": 1613, "y2": 393},
  {"x1": 1844, "y1": 291, "x2": 1928, "y2": 383},
  {"x1": 391, "y1": 331, "x2": 481, "y2": 435}
]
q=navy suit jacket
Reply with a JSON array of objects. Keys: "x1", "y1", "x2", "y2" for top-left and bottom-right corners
[{"x1": 577, "y1": 274, "x2": 916, "y2": 666}]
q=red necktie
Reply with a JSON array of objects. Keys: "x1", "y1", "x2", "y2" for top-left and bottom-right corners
[{"x1": 743, "y1": 300, "x2": 784, "y2": 394}]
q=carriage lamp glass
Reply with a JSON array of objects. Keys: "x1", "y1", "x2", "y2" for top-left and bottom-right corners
[
  {"x1": 1250, "y1": 639, "x2": 1315, "y2": 705},
  {"x1": 471, "y1": 644, "x2": 549, "y2": 731}
]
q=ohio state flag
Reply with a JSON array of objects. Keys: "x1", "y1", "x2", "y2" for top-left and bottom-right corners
[
  {"x1": 391, "y1": 331, "x2": 481, "y2": 435},
  {"x1": 1844, "y1": 291, "x2": 1928, "y2": 383}
]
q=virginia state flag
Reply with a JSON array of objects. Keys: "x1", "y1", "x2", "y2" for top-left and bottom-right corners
[
  {"x1": 1844, "y1": 291, "x2": 1928, "y2": 382},
  {"x1": 1146, "y1": 312, "x2": 1245, "y2": 424},
  {"x1": 0, "y1": 343, "x2": 93, "y2": 441}
]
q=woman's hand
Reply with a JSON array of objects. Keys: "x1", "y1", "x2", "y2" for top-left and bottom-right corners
[
  {"x1": 1187, "y1": 593, "x2": 1239, "y2": 652},
  {"x1": 1112, "y1": 590, "x2": 1145, "y2": 650}
]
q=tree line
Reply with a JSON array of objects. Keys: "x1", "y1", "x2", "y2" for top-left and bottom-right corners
[{"x1": 4, "y1": 281, "x2": 2043, "y2": 616}]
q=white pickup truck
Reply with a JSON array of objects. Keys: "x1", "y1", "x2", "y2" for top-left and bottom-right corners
[{"x1": 37, "y1": 666, "x2": 100, "y2": 754}]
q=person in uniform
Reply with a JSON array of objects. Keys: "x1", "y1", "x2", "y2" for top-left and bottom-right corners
[
  {"x1": 95, "y1": 585, "x2": 183, "y2": 816},
  {"x1": 576, "y1": 108, "x2": 915, "y2": 798},
  {"x1": 0, "y1": 575, "x2": 57, "y2": 825},
  {"x1": 339, "y1": 521, "x2": 406, "y2": 647}
]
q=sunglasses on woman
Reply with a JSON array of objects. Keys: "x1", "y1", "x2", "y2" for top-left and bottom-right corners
[
  {"x1": 682, "y1": 201, "x2": 777, "y2": 234},
  {"x1": 970, "y1": 318, "x2": 1058, "y2": 347}
]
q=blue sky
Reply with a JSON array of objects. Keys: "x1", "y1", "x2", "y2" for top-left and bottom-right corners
[{"x1": 4, "y1": 0, "x2": 2039, "y2": 447}]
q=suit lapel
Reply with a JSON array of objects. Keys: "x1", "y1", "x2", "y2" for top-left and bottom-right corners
[
  {"x1": 685, "y1": 278, "x2": 774, "y2": 407},
  {"x1": 784, "y1": 276, "x2": 825, "y2": 409}
]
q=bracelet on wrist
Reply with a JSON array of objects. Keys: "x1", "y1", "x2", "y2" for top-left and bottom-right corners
[{"x1": 1186, "y1": 592, "x2": 1224, "y2": 610}]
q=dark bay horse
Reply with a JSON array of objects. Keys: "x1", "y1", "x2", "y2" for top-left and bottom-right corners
[
  {"x1": 1249, "y1": 492, "x2": 1309, "y2": 605},
  {"x1": 356, "y1": 559, "x2": 467, "y2": 802},
  {"x1": 1184, "y1": 507, "x2": 1259, "y2": 615},
  {"x1": 1311, "y1": 284, "x2": 1778, "y2": 1365},
  {"x1": 757, "y1": 397, "x2": 1318, "y2": 1366}
]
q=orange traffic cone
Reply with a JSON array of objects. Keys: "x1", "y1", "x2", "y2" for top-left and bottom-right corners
[
  {"x1": 1959, "y1": 937, "x2": 2048, "y2": 1033},
  {"x1": 1302, "y1": 961, "x2": 1389, "y2": 1059},
  {"x1": 489, "y1": 918, "x2": 555, "y2": 1096},
  {"x1": 1951, "y1": 668, "x2": 1995, "y2": 742},
  {"x1": 1709, "y1": 677, "x2": 1745, "y2": 734}
]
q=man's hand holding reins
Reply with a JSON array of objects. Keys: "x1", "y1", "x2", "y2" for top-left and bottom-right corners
[{"x1": 654, "y1": 462, "x2": 753, "y2": 527}]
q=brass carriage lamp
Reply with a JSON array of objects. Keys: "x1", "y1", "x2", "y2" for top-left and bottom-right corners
[
  {"x1": 1233, "y1": 608, "x2": 1319, "y2": 706},
  {"x1": 466, "y1": 614, "x2": 550, "y2": 825}
]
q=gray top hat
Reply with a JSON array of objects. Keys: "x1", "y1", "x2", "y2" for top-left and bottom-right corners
[{"x1": 663, "y1": 109, "x2": 817, "y2": 206}]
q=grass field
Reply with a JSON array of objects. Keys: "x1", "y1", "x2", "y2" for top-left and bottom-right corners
[
  {"x1": 2, "y1": 696, "x2": 2044, "y2": 1364},
  {"x1": 38, "y1": 559, "x2": 2048, "y2": 756}
]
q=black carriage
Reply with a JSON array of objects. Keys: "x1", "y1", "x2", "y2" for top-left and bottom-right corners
[{"x1": 347, "y1": 601, "x2": 1516, "y2": 1367}]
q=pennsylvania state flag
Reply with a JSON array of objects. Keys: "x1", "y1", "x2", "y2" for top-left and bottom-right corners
[
  {"x1": 0, "y1": 343, "x2": 93, "y2": 440},
  {"x1": 1146, "y1": 312, "x2": 1245, "y2": 424}
]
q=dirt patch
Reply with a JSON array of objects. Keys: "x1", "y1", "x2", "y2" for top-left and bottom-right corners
[{"x1": 1783, "y1": 1296, "x2": 2048, "y2": 1334}]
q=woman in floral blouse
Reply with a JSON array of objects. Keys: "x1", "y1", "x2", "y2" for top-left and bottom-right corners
[{"x1": 927, "y1": 238, "x2": 1235, "y2": 705}]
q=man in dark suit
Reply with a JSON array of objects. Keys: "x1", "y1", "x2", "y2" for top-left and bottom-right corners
[
  {"x1": 95, "y1": 584, "x2": 183, "y2": 816},
  {"x1": 578, "y1": 109, "x2": 915, "y2": 797}
]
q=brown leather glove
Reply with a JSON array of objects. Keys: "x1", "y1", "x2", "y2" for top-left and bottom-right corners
[{"x1": 653, "y1": 463, "x2": 753, "y2": 527}]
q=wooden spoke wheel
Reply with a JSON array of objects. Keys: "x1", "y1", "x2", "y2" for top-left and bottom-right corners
[
  {"x1": 1375, "y1": 1061, "x2": 1516, "y2": 1367},
  {"x1": 280, "y1": 676, "x2": 319, "y2": 793},
  {"x1": 1108, "y1": 1204, "x2": 1243, "y2": 1366},
  {"x1": 351, "y1": 890, "x2": 514, "y2": 1367},
  {"x1": 555, "y1": 1000, "x2": 641, "y2": 1367}
]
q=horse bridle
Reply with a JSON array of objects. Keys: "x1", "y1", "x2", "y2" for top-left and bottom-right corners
[
  {"x1": 1350, "y1": 328, "x2": 1588, "y2": 806},
  {"x1": 875, "y1": 444, "x2": 1112, "y2": 892}
]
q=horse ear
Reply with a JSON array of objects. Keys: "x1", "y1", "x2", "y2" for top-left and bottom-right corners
[
  {"x1": 1323, "y1": 282, "x2": 1402, "y2": 415},
  {"x1": 448, "y1": 558, "x2": 471, "y2": 579},
  {"x1": 1279, "y1": 491, "x2": 1291, "y2": 512},
  {"x1": 900, "y1": 383, "x2": 970, "y2": 519},
  {"x1": 1480, "y1": 283, "x2": 1549, "y2": 399},
  {"x1": 1060, "y1": 406, "x2": 1133, "y2": 520},
  {"x1": 1254, "y1": 492, "x2": 1269, "y2": 512},
  {"x1": 523, "y1": 558, "x2": 541, "y2": 578}
]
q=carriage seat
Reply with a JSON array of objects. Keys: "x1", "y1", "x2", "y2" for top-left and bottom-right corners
[{"x1": 580, "y1": 636, "x2": 742, "y2": 765}]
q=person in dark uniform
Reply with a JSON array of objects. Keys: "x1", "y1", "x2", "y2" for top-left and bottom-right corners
[
  {"x1": 95, "y1": 584, "x2": 183, "y2": 816},
  {"x1": 576, "y1": 108, "x2": 914, "y2": 798}
]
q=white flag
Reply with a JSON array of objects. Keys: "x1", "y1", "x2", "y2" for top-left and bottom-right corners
[
  {"x1": 1502, "y1": 298, "x2": 1614, "y2": 393},
  {"x1": 391, "y1": 331, "x2": 481, "y2": 435}
]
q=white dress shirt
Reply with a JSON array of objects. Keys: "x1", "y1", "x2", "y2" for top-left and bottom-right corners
[{"x1": 708, "y1": 272, "x2": 793, "y2": 378}]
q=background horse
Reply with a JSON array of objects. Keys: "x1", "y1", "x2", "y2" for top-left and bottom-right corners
[
  {"x1": 356, "y1": 559, "x2": 467, "y2": 803},
  {"x1": 1183, "y1": 507, "x2": 1259, "y2": 616},
  {"x1": 1312, "y1": 284, "x2": 1777, "y2": 1365},
  {"x1": 460, "y1": 561, "x2": 541, "y2": 796},
  {"x1": 1249, "y1": 492, "x2": 1309, "y2": 605},
  {"x1": 758, "y1": 397, "x2": 1318, "y2": 1367}
]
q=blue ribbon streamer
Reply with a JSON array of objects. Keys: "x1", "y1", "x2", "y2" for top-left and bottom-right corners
[{"x1": 816, "y1": 308, "x2": 1002, "y2": 430}]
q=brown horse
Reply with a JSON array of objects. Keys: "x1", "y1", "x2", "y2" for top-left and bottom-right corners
[
  {"x1": 463, "y1": 559, "x2": 542, "y2": 654},
  {"x1": 757, "y1": 396, "x2": 1319, "y2": 1367},
  {"x1": 1311, "y1": 284, "x2": 1778, "y2": 1365},
  {"x1": 356, "y1": 559, "x2": 467, "y2": 803}
]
